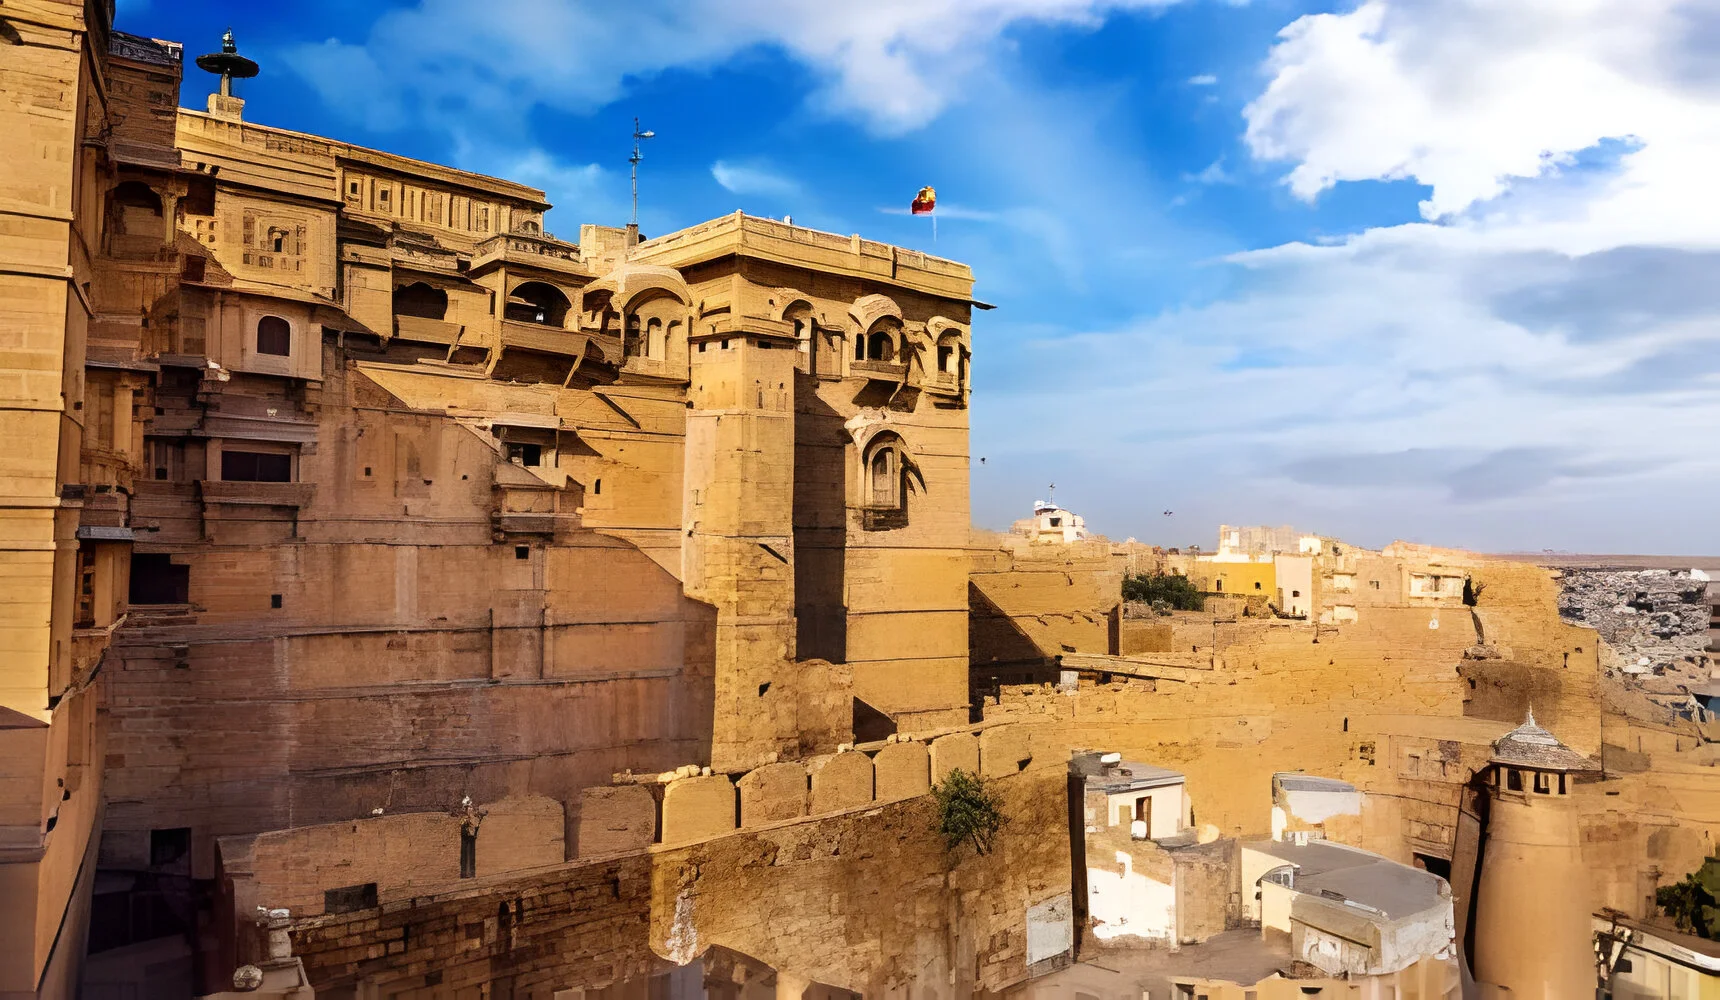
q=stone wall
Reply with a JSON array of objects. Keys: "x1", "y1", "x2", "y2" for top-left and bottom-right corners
[
  {"x1": 579, "y1": 721, "x2": 1031, "y2": 853},
  {"x1": 970, "y1": 534, "x2": 1124, "y2": 688},
  {"x1": 279, "y1": 763, "x2": 1070, "y2": 997}
]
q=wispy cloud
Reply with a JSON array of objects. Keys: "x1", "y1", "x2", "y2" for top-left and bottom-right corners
[
  {"x1": 1182, "y1": 158, "x2": 1231, "y2": 185},
  {"x1": 711, "y1": 160, "x2": 801, "y2": 198},
  {"x1": 285, "y1": 0, "x2": 1199, "y2": 138},
  {"x1": 1187, "y1": 73, "x2": 1218, "y2": 86}
]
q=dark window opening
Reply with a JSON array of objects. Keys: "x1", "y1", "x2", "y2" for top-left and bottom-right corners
[
  {"x1": 221, "y1": 450, "x2": 292, "y2": 482},
  {"x1": 865, "y1": 330, "x2": 894, "y2": 362},
  {"x1": 1214, "y1": 579, "x2": 1223, "y2": 592},
  {"x1": 394, "y1": 282, "x2": 448, "y2": 321},
  {"x1": 505, "y1": 443, "x2": 542, "y2": 467},
  {"x1": 460, "y1": 829, "x2": 476, "y2": 879},
  {"x1": 938, "y1": 344, "x2": 954, "y2": 372},
  {"x1": 324, "y1": 883, "x2": 378, "y2": 915},
  {"x1": 270, "y1": 594, "x2": 282, "y2": 609},
  {"x1": 593, "y1": 478, "x2": 601, "y2": 495},
  {"x1": 149, "y1": 827, "x2": 191, "y2": 867},
  {"x1": 1533, "y1": 771, "x2": 1550, "y2": 794},
  {"x1": 758, "y1": 682, "x2": 770, "y2": 697},
  {"x1": 1292, "y1": 590, "x2": 1301, "y2": 598},
  {"x1": 503, "y1": 281, "x2": 571, "y2": 327},
  {"x1": 129, "y1": 553, "x2": 189, "y2": 605},
  {"x1": 1049, "y1": 517, "x2": 1061, "y2": 527},
  {"x1": 1506, "y1": 768, "x2": 1523, "y2": 792},
  {"x1": 515, "y1": 546, "x2": 530, "y2": 560},
  {"x1": 256, "y1": 316, "x2": 291, "y2": 356},
  {"x1": 1412, "y1": 852, "x2": 1452, "y2": 880},
  {"x1": 1255, "y1": 581, "x2": 1262, "y2": 589}
]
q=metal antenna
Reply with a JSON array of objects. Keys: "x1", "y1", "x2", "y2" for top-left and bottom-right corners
[
  {"x1": 1048, "y1": 482, "x2": 1056, "y2": 506},
  {"x1": 630, "y1": 118, "x2": 655, "y2": 226}
]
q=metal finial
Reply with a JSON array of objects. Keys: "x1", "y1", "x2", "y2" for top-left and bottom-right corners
[{"x1": 196, "y1": 28, "x2": 260, "y2": 98}]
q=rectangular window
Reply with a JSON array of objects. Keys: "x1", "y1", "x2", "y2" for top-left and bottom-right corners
[
  {"x1": 1506, "y1": 768, "x2": 1523, "y2": 792},
  {"x1": 505, "y1": 442, "x2": 542, "y2": 467},
  {"x1": 324, "y1": 883, "x2": 378, "y2": 915},
  {"x1": 150, "y1": 827, "x2": 191, "y2": 867},
  {"x1": 221, "y1": 450, "x2": 292, "y2": 482},
  {"x1": 460, "y1": 827, "x2": 477, "y2": 878},
  {"x1": 129, "y1": 553, "x2": 189, "y2": 605}
]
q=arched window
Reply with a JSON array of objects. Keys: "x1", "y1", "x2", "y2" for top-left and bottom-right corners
[
  {"x1": 866, "y1": 331, "x2": 894, "y2": 362},
  {"x1": 504, "y1": 281, "x2": 571, "y2": 327},
  {"x1": 393, "y1": 282, "x2": 448, "y2": 320},
  {"x1": 862, "y1": 434, "x2": 906, "y2": 512},
  {"x1": 646, "y1": 317, "x2": 664, "y2": 359},
  {"x1": 870, "y1": 448, "x2": 896, "y2": 504},
  {"x1": 256, "y1": 316, "x2": 291, "y2": 356}
]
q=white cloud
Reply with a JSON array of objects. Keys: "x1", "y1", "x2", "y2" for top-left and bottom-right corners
[
  {"x1": 977, "y1": 0, "x2": 1720, "y2": 551},
  {"x1": 1187, "y1": 73, "x2": 1218, "y2": 85},
  {"x1": 287, "y1": 0, "x2": 1193, "y2": 138},
  {"x1": 1243, "y1": 0, "x2": 1720, "y2": 244},
  {"x1": 711, "y1": 160, "x2": 801, "y2": 198}
]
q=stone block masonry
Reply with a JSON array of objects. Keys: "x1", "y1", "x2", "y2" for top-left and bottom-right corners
[{"x1": 282, "y1": 766, "x2": 1071, "y2": 997}]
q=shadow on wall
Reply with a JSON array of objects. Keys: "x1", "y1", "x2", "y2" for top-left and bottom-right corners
[
  {"x1": 969, "y1": 582, "x2": 1062, "y2": 708},
  {"x1": 793, "y1": 370, "x2": 847, "y2": 664}
]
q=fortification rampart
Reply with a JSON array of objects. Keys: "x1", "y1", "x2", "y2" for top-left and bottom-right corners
[{"x1": 259, "y1": 734, "x2": 1067, "y2": 997}]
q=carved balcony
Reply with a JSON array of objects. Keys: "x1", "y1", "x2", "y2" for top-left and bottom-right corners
[
  {"x1": 392, "y1": 314, "x2": 463, "y2": 347},
  {"x1": 851, "y1": 359, "x2": 907, "y2": 381}
]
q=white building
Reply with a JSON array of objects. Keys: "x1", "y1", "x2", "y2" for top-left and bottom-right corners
[{"x1": 1011, "y1": 499, "x2": 1089, "y2": 543}]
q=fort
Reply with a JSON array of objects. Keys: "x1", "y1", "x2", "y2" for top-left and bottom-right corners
[{"x1": 2, "y1": 4, "x2": 1718, "y2": 999}]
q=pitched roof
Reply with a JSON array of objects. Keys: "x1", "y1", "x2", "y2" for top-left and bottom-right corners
[{"x1": 1490, "y1": 709, "x2": 1599, "y2": 772}]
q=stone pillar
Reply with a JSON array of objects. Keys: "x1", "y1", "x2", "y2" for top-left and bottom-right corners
[{"x1": 1470, "y1": 769, "x2": 1593, "y2": 999}]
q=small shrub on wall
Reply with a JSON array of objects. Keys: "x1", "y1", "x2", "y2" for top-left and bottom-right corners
[{"x1": 933, "y1": 769, "x2": 1004, "y2": 857}]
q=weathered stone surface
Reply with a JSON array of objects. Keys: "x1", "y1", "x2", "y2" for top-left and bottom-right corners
[
  {"x1": 979, "y1": 725, "x2": 1033, "y2": 778},
  {"x1": 576, "y1": 785, "x2": 657, "y2": 857},
  {"x1": 661, "y1": 775, "x2": 737, "y2": 845},
  {"x1": 808, "y1": 751, "x2": 873, "y2": 814},
  {"x1": 929, "y1": 732, "x2": 979, "y2": 782},
  {"x1": 872, "y1": 742, "x2": 931, "y2": 802},
  {"x1": 737, "y1": 761, "x2": 807, "y2": 827}
]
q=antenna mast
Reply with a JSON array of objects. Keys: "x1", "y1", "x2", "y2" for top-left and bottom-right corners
[{"x1": 630, "y1": 118, "x2": 655, "y2": 227}]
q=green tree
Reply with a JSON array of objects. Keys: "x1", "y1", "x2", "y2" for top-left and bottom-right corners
[
  {"x1": 932, "y1": 769, "x2": 1004, "y2": 856},
  {"x1": 1657, "y1": 858, "x2": 1720, "y2": 938},
  {"x1": 1122, "y1": 572, "x2": 1206, "y2": 611}
]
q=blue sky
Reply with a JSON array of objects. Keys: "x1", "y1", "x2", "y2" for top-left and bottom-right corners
[{"x1": 124, "y1": 0, "x2": 1720, "y2": 554}]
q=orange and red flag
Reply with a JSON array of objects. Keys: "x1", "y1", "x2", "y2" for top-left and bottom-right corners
[{"x1": 911, "y1": 186, "x2": 936, "y2": 215}]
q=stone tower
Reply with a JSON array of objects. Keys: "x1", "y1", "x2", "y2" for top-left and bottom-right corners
[{"x1": 1470, "y1": 711, "x2": 1600, "y2": 998}]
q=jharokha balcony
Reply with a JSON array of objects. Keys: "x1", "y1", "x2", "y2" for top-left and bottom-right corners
[{"x1": 851, "y1": 358, "x2": 907, "y2": 381}]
